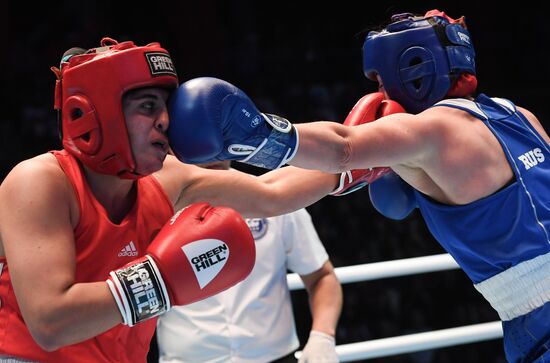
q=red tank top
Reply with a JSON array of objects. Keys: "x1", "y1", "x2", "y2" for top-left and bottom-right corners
[{"x1": 0, "y1": 150, "x2": 174, "y2": 362}]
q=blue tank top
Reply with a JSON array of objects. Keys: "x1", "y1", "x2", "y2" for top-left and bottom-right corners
[{"x1": 414, "y1": 94, "x2": 550, "y2": 283}]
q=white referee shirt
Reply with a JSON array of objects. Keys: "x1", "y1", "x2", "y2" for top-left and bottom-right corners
[{"x1": 156, "y1": 208, "x2": 329, "y2": 363}]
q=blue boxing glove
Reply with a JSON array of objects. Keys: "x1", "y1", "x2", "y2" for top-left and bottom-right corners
[
  {"x1": 368, "y1": 172, "x2": 417, "y2": 220},
  {"x1": 168, "y1": 77, "x2": 298, "y2": 169}
]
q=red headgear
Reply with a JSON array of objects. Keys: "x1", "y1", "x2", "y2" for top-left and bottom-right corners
[{"x1": 52, "y1": 37, "x2": 179, "y2": 178}]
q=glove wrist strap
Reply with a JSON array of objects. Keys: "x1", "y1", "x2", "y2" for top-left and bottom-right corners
[
  {"x1": 329, "y1": 171, "x2": 352, "y2": 195},
  {"x1": 107, "y1": 255, "x2": 170, "y2": 326},
  {"x1": 240, "y1": 114, "x2": 299, "y2": 169}
]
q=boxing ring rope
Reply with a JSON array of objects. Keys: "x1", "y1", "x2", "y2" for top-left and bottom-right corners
[
  {"x1": 287, "y1": 254, "x2": 504, "y2": 362},
  {"x1": 286, "y1": 253, "x2": 460, "y2": 289}
]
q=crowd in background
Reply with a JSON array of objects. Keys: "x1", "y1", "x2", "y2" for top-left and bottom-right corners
[{"x1": 3, "y1": 1, "x2": 549, "y2": 362}]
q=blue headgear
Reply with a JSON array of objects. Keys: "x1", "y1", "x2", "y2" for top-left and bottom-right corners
[{"x1": 362, "y1": 11, "x2": 476, "y2": 113}]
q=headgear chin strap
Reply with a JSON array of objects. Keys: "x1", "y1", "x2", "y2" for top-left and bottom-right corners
[
  {"x1": 362, "y1": 9, "x2": 476, "y2": 113},
  {"x1": 52, "y1": 37, "x2": 179, "y2": 178}
]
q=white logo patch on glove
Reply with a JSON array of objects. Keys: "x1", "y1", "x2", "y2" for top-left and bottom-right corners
[{"x1": 181, "y1": 239, "x2": 229, "y2": 289}]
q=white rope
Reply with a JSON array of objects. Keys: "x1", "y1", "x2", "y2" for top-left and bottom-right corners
[
  {"x1": 295, "y1": 321, "x2": 503, "y2": 361},
  {"x1": 287, "y1": 253, "x2": 460, "y2": 290},
  {"x1": 289, "y1": 254, "x2": 503, "y2": 361}
]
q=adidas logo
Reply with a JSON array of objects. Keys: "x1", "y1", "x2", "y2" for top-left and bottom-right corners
[{"x1": 118, "y1": 241, "x2": 138, "y2": 257}]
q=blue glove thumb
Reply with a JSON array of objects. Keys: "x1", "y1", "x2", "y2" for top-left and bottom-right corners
[{"x1": 368, "y1": 172, "x2": 416, "y2": 220}]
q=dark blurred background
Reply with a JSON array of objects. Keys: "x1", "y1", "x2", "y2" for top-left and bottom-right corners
[{"x1": 2, "y1": 1, "x2": 548, "y2": 362}]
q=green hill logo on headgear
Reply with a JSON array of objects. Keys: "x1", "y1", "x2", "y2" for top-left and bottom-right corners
[{"x1": 145, "y1": 52, "x2": 177, "y2": 77}]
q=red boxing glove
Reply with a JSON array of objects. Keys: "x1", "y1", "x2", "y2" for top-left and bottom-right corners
[
  {"x1": 106, "y1": 203, "x2": 255, "y2": 326},
  {"x1": 330, "y1": 92, "x2": 405, "y2": 196}
]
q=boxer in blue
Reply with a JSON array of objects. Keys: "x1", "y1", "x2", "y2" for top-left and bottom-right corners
[{"x1": 168, "y1": 9, "x2": 550, "y2": 362}]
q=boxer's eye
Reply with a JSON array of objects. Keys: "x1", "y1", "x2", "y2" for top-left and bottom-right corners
[{"x1": 140, "y1": 101, "x2": 156, "y2": 111}]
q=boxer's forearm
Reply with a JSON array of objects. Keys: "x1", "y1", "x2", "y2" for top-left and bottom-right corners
[
  {"x1": 24, "y1": 282, "x2": 121, "y2": 351},
  {"x1": 253, "y1": 167, "x2": 338, "y2": 217},
  {"x1": 292, "y1": 122, "x2": 352, "y2": 173},
  {"x1": 294, "y1": 111, "x2": 425, "y2": 173},
  {"x1": 175, "y1": 165, "x2": 338, "y2": 219}
]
